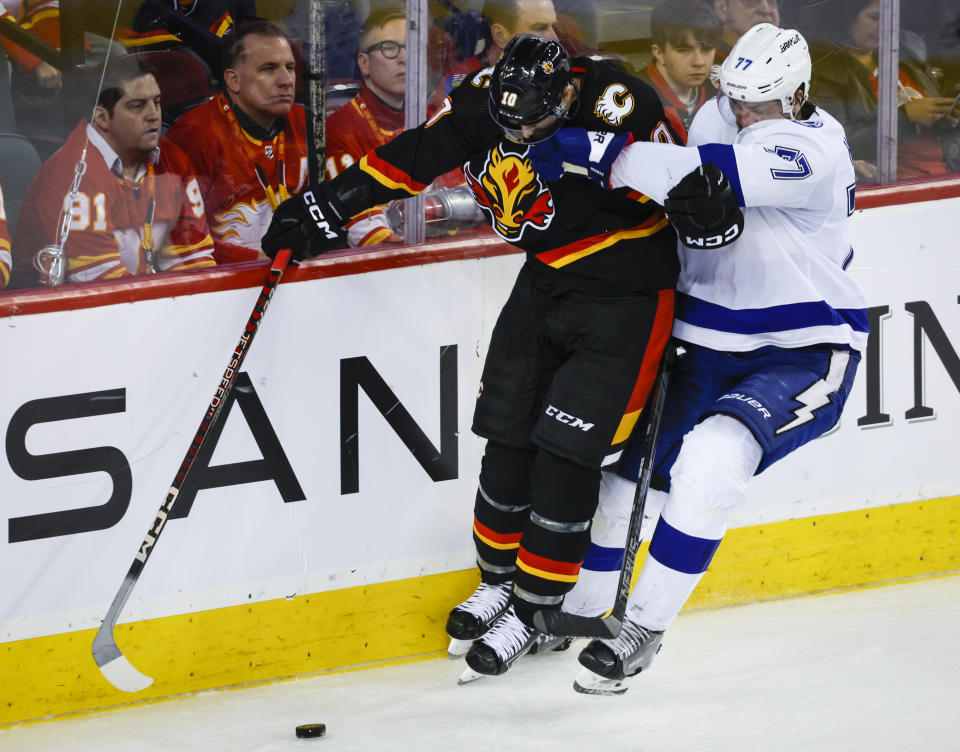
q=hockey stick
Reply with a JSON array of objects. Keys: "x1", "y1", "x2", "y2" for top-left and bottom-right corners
[
  {"x1": 304, "y1": 0, "x2": 326, "y2": 188},
  {"x1": 92, "y1": 247, "x2": 293, "y2": 692},
  {"x1": 532, "y1": 343, "x2": 675, "y2": 640}
]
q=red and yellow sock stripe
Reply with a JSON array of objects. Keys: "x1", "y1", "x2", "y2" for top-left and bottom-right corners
[
  {"x1": 473, "y1": 518, "x2": 522, "y2": 551},
  {"x1": 516, "y1": 547, "x2": 581, "y2": 583}
]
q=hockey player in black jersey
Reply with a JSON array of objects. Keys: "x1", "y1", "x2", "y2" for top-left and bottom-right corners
[{"x1": 263, "y1": 34, "x2": 681, "y2": 681}]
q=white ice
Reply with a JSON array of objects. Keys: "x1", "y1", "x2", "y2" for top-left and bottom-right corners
[{"x1": 2, "y1": 575, "x2": 959, "y2": 752}]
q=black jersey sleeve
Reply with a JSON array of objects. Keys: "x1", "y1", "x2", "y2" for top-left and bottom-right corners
[
  {"x1": 572, "y1": 59, "x2": 682, "y2": 147},
  {"x1": 328, "y1": 68, "x2": 495, "y2": 219}
]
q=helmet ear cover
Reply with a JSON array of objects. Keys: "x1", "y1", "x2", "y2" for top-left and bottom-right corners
[
  {"x1": 489, "y1": 33, "x2": 573, "y2": 143},
  {"x1": 719, "y1": 23, "x2": 811, "y2": 118}
]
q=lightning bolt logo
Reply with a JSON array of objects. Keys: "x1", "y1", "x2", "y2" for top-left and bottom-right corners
[{"x1": 775, "y1": 350, "x2": 851, "y2": 435}]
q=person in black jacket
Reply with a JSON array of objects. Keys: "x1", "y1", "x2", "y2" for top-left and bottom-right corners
[
  {"x1": 261, "y1": 34, "x2": 720, "y2": 681},
  {"x1": 809, "y1": 0, "x2": 960, "y2": 180}
]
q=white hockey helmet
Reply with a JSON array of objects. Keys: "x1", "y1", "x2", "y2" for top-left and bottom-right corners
[{"x1": 719, "y1": 23, "x2": 811, "y2": 117}]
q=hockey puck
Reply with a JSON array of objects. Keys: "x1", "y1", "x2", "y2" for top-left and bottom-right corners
[{"x1": 295, "y1": 723, "x2": 326, "y2": 739}]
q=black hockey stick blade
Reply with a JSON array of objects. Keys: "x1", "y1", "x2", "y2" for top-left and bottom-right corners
[
  {"x1": 532, "y1": 344, "x2": 676, "y2": 640},
  {"x1": 533, "y1": 610, "x2": 623, "y2": 640},
  {"x1": 91, "y1": 249, "x2": 293, "y2": 692}
]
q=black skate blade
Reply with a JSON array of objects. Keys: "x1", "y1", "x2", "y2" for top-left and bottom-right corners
[{"x1": 532, "y1": 609, "x2": 623, "y2": 639}]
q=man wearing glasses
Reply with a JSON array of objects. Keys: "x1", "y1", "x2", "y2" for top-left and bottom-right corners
[{"x1": 324, "y1": 7, "x2": 407, "y2": 246}]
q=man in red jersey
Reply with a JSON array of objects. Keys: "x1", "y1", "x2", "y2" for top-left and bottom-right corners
[
  {"x1": 15, "y1": 55, "x2": 215, "y2": 286},
  {"x1": 166, "y1": 20, "x2": 309, "y2": 264},
  {"x1": 324, "y1": 7, "x2": 407, "y2": 246}
]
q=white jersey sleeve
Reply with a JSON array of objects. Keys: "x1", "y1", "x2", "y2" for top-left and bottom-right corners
[
  {"x1": 609, "y1": 143, "x2": 699, "y2": 204},
  {"x1": 612, "y1": 101, "x2": 867, "y2": 353},
  {"x1": 611, "y1": 114, "x2": 841, "y2": 211}
]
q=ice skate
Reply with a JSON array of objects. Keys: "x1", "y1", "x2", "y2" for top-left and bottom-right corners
[
  {"x1": 573, "y1": 618, "x2": 663, "y2": 696},
  {"x1": 445, "y1": 581, "x2": 512, "y2": 658},
  {"x1": 458, "y1": 605, "x2": 538, "y2": 683}
]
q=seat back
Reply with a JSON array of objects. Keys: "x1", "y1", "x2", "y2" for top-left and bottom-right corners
[{"x1": 0, "y1": 132, "x2": 42, "y2": 238}]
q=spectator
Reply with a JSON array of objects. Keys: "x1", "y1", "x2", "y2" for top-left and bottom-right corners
[
  {"x1": 428, "y1": 0, "x2": 562, "y2": 114},
  {"x1": 326, "y1": 8, "x2": 483, "y2": 246},
  {"x1": 712, "y1": 0, "x2": 779, "y2": 59},
  {"x1": 117, "y1": 0, "x2": 257, "y2": 81},
  {"x1": 2, "y1": 2, "x2": 127, "y2": 162},
  {"x1": 165, "y1": 20, "x2": 309, "y2": 264},
  {"x1": 643, "y1": 0, "x2": 720, "y2": 143},
  {"x1": 14, "y1": 55, "x2": 215, "y2": 286},
  {"x1": 285, "y1": 0, "x2": 456, "y2": 93},
  {"x1": 324, "y1": 7, "x2": 406, "y2": 246},
  {"x1": 0, "y1": 179, "x2": 10, "y2": 289},
  {"x1": 810, "y1": 0, "x2": 960, "y2": 181},
  {"x1": 1, "y1": 1, "x2": 63, "y2": 92}
]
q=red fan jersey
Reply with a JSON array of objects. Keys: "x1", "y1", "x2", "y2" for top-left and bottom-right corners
[
  {"x1": 0, "y1": 180, "x2": 11, "y2": 288},
  {"x1": 15, "y1": 120, "x2": 215, "y2": 284},
  {"x1": 166, "y1": 94, "x2": 309, "y2": 264},
  {"x1": 325, "y1": 85, "x2": 405, "y2": 246}
]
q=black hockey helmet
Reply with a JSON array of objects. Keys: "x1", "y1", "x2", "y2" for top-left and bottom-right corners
[{"x1": 489, "y1": 33, "x2": 573, "y2": 144}]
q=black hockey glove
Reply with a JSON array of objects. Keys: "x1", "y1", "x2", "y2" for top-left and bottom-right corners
[
  {"x1": 262, "y1": 182, "x2": 348, "y2": 261},
  {"x1": 664, "y1": 163, "x2": 744, "y2": 249}
]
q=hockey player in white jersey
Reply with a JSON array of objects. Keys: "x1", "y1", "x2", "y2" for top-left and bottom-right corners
[{"x1": 530, "y1": 22, "x2": 868, "y2": 695}]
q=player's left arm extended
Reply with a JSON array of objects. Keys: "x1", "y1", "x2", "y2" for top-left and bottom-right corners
[
  {"x1": 611, "y1": 140, "x2": 822, "y2": 209},
  {"x1": 263, "y1": 91, "x2": 479, "y2": 261}
]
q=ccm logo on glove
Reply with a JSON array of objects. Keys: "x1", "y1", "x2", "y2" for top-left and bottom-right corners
[
  {"x1": 303, "y1": 191, "x2": 341, "y2": 240},
  {"x1": 681, "y1": 221, "x2": 742, "y2": 249}
]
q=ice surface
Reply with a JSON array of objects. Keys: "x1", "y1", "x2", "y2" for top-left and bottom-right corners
[{"x1": 2, "y1": 576, "x2": 959, "y2": 751}]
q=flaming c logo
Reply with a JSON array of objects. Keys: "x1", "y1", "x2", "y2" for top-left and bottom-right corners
[{"x1": 464, "y1": 144, "x2": 555, "y2": 241}]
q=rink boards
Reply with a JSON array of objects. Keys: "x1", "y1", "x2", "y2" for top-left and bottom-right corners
[{"x1": 1, "y1": 193, "x2": 959, "y2": 724}]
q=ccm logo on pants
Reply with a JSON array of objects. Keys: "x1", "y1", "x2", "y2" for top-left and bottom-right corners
[{"x1": 545, "y1": 405, "x2": 594, "y2": 431}]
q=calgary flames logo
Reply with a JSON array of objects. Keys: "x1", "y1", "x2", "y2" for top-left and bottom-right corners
[
  {"x1": 464, "y1": 144, "x2": 554, "y2": 241},
  {"x1": 594, "y1": 83, "x2": 635, "y2": 126}
]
